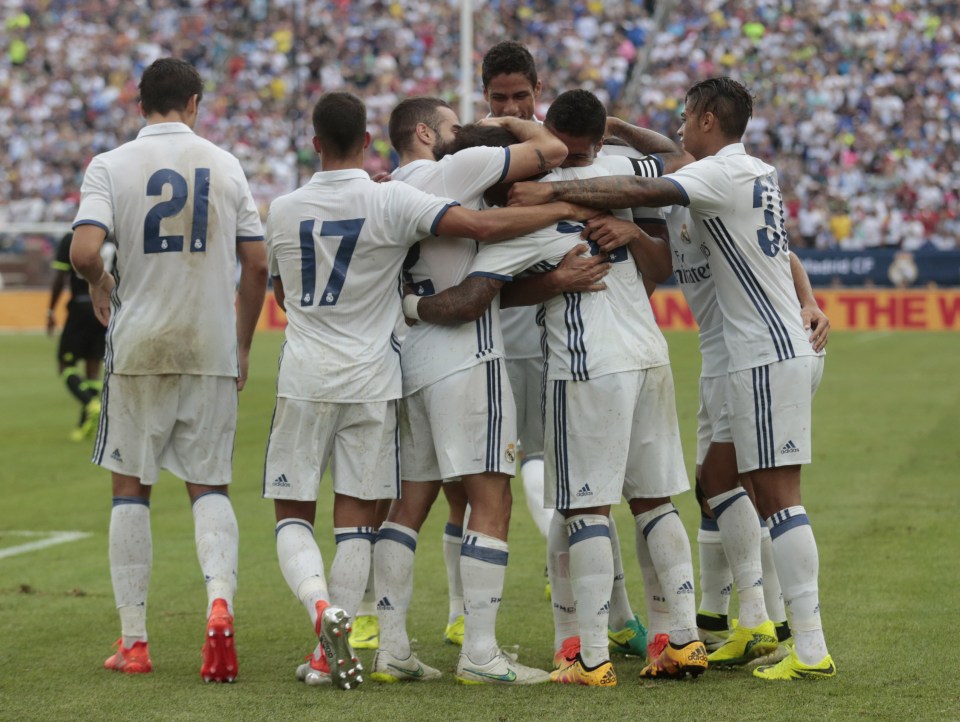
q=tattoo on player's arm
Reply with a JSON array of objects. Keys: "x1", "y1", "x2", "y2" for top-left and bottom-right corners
[
  {"x1": 419, "y1": 277, "x2": 502, "y2": 326},
  {"x1": 551, "y1": 176, "x2": 673, "y2": 209},
  {"x1": 536, "y1": 149, "x2": 547, "y2": 174}
]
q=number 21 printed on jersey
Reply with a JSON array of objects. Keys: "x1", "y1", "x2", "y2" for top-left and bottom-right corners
[{"x1": 144, "y1": 168, "x2": 210, "y2": 254}]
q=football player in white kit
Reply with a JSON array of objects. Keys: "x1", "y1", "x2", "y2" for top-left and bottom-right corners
[
  {"x1": 263, "y1": 91, "x2": 595, "y2": 689},
  {"x1": 481, "y1": 42, "x2": 692, "y2": 664},
  {"x1": 509, "y1": 77, "x2": 836, "y2": 681},
  {"x1": 402, "y1": 89, "x2": 705, "y2": 687},
  {"x1": 370, "y1": 96, "x2": 569, "y2": 685},
  {"x1": 70, "y1": 58, "x2": 269, "y2": 682}
]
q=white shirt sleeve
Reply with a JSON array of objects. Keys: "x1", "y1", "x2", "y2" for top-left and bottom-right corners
[
  {"x1": 386, "y1": 182, "x2": 460, "y2": 244},
  {"x1": 467, "y1": 232, "x2": 549, "y2": 281},
  {"x1": 663, "y1": 157, "x2": 731, "y2": 215},
  {"x1": 72, "y1": 156, "x2": 114, "y2": 233}
]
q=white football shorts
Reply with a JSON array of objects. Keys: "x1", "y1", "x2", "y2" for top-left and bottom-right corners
[
  {"x1": 545, "y1": 366, "x2": 689, "y2": 510},
  {"x1": 506, "y1": 356, "x2": 546, "y2": 459},
  {"x1": 726, "y1": 355, "x2": 824, "y2": 473},
  {"x1": 94, "y1": 374, "x2": 238, "y2": 485},
  {"x1": 263, "y1": 397, "x2": 400, "y2": 501},
  {"x1": 400, "y1": 358, "x2": 518, "y2": 482}
]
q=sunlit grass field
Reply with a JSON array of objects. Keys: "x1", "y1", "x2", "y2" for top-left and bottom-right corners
[{"x1": 1, "y1": 329, "x2": 957, "y2": 721}]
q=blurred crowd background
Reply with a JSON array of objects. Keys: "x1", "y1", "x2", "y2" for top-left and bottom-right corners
[{"x1": 2, "y1": 0, "x2": 959, "y2": 253}]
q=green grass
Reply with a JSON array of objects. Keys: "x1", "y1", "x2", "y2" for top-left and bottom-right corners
[{"x1": 1, "y1": 330, "x2": 958, "y2": 721}]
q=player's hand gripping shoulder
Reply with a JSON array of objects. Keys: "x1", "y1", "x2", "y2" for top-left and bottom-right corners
[{"x1": 581, "y1": 215, "x2": 637, "y2": 254}]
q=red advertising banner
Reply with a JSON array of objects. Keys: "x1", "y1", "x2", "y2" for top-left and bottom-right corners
[{"x1": 646, "y1": 289, "x2": 960, "y2": 331}]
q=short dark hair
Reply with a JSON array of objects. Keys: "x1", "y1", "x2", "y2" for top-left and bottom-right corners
[
  {"x1": 481, "y1": 41, "x2": 537, "y2": 89},
  {"x1": 685, "y1": 77, "x2": 754, "y2": 139},
  {"x1": 443, "y1": 123, "x2": 518, "y2": 155},
  {"x1": 139, "y1": 58, "x2": 203, "y2": 116},
  {"x1": 388, "y1": 97, "x2": 453, "y2": 154},
  {"x1": 312, "y1": 91, "x2": 367, "y2": 157},
  {"x1": 545, "y1": 89, "x2": 606, "y2": 143}
]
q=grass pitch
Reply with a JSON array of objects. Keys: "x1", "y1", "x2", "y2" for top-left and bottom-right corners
[{"x1": 0, "y1": 329, "x2": 958, "y2": 721}]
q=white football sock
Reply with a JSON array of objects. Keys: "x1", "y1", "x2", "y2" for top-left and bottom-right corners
[
  {"x1": 696, "y1": 519, "x2": 732, "y2": 617},
  {"x1": 635, "y1": 503, "x2": 697, "y2": 645},
  {"x1": 192, "y1": 491, "x2": 238, "y2": 616},
  {"x1": 635, "y1": 526, "x2": 669, "y2": 640},
  {"x1": 329, "y1": 527, "x2": 376, "y2": 619},
  {"x1": 521, "y1": 457, "x2": 552, "y2": 538},
  {"x1": 608, "y1": 514, "x2": 635, "y2": 630},
  {"x1": 547, "y1": 511, "x2": 577, "y2": 650},
  {"x1": 356, "y1": 549, "x2": 377, "y2": 617},
  {"x1": 768, "y1": 506, "x2": 828, "y2": 664},
  {"x1": 759, "y1": 523, "x2": 787, "y2": 624},
  {"x1": 460, "y1": 531, "x2": 508, "y2": 664},
  {"x1": 707, "y1": 488, "x2": 766, "y2": 629},
  {"x1": 443, "y1": 522, "x2": 464, "y2": 624},
  {"x1": 374, "y1": 521, "x2": 418, "y2": 659},
  {"x1": 567, "y1": 514, "x2": 613, "y2": 667},
  {"x1": 110, "y1": 498, "x2": 151, "y2": 647},
  {"x1": 275, "y1": 519, "x2": 328, "y2": 628}
]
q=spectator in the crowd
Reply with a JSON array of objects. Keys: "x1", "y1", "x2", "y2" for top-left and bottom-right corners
[{"x1": 1, "y1": 0, "x2": 958, "y2": 250}]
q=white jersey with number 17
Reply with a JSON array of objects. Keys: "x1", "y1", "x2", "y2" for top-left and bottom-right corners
[{"x1": 267, "y1": 169, "x2": 457, "y2": 403}]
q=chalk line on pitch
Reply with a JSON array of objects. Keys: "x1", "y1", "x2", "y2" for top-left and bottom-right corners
[{"x1": 0, "y1": 530, "x2": 92, "y2": 560}]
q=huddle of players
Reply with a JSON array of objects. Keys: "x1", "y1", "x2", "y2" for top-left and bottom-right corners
[{"x1": 71, "y1": 42, "x2": 834, "y2": 689}]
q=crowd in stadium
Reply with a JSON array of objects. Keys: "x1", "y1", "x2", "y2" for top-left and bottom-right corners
[{"x1": 2, "y1": 0, "x2": 959, "y2": 251}]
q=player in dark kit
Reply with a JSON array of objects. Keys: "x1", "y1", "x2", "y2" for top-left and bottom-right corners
[{"x1": 47, "y1": 231, "x2": 108, "y2": 441}]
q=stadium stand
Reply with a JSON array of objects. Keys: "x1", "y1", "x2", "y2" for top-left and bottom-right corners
[{"x1": 0, "y1": 0, "x2": 957, "y2": 281}]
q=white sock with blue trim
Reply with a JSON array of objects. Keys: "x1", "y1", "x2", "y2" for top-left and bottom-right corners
[
  {"x1": 608, "y1": 515, "x2": 635, "y2": 630},
  {"x1": 329, "y1": 527, "x2": 376, "y2": 619},
  {"x1": 374, "y1": 521, "x2": 418, "y2": 659},
  {"x1": 192, "y1": 491, "x2": 238, "y2": 616},
  {"x1": 759, "y1": 523, "x2": 787, "y2": 624},
  {"x1": 110, "y1": 497, "x2": 152, "y2": 648},
  {"x1": 275, "y1": 519, "x2": 328, "y2": 628},
  {"x1": 635, "y1": 503, "x2": 697, "y2": 645},
  {"x1": 768, "y1": 506, "x2": 828, "y2": 664},
  {"x1": 547, "y1": 511, "x2": 577, "y2": 650},
  {"x1": 707, "y1": 488, "x2": 766, "y2": 628},
  {"x1": 460, "y1": 531, "x2": 508, "y2": 664},
  {"x1": 443, "y1": 522, "x2": 464, "y2": 625},
  {"x1": 635, "y1": 527, "x2": 670, "y2": 641},
  {"x1": 567, "y1": 514, "x2": 612, "y2": 667},
  {"x1": 697, "y1": 517, "x2": 733, "y2": 616}
]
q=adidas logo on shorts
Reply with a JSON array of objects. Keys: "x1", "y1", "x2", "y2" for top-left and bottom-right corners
[
  {"x1": 780, "y1": 440, "x2": 800, "y2": 455},
  {"x1": 110, "y1": 448, "x2": 123, "y2": 463},
  {"x1": 273, "y1": 473, "x2": 290, "y2": 487},
  {"x1": 576, "y1": 483, "x2": 592, "y2": 497}
]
